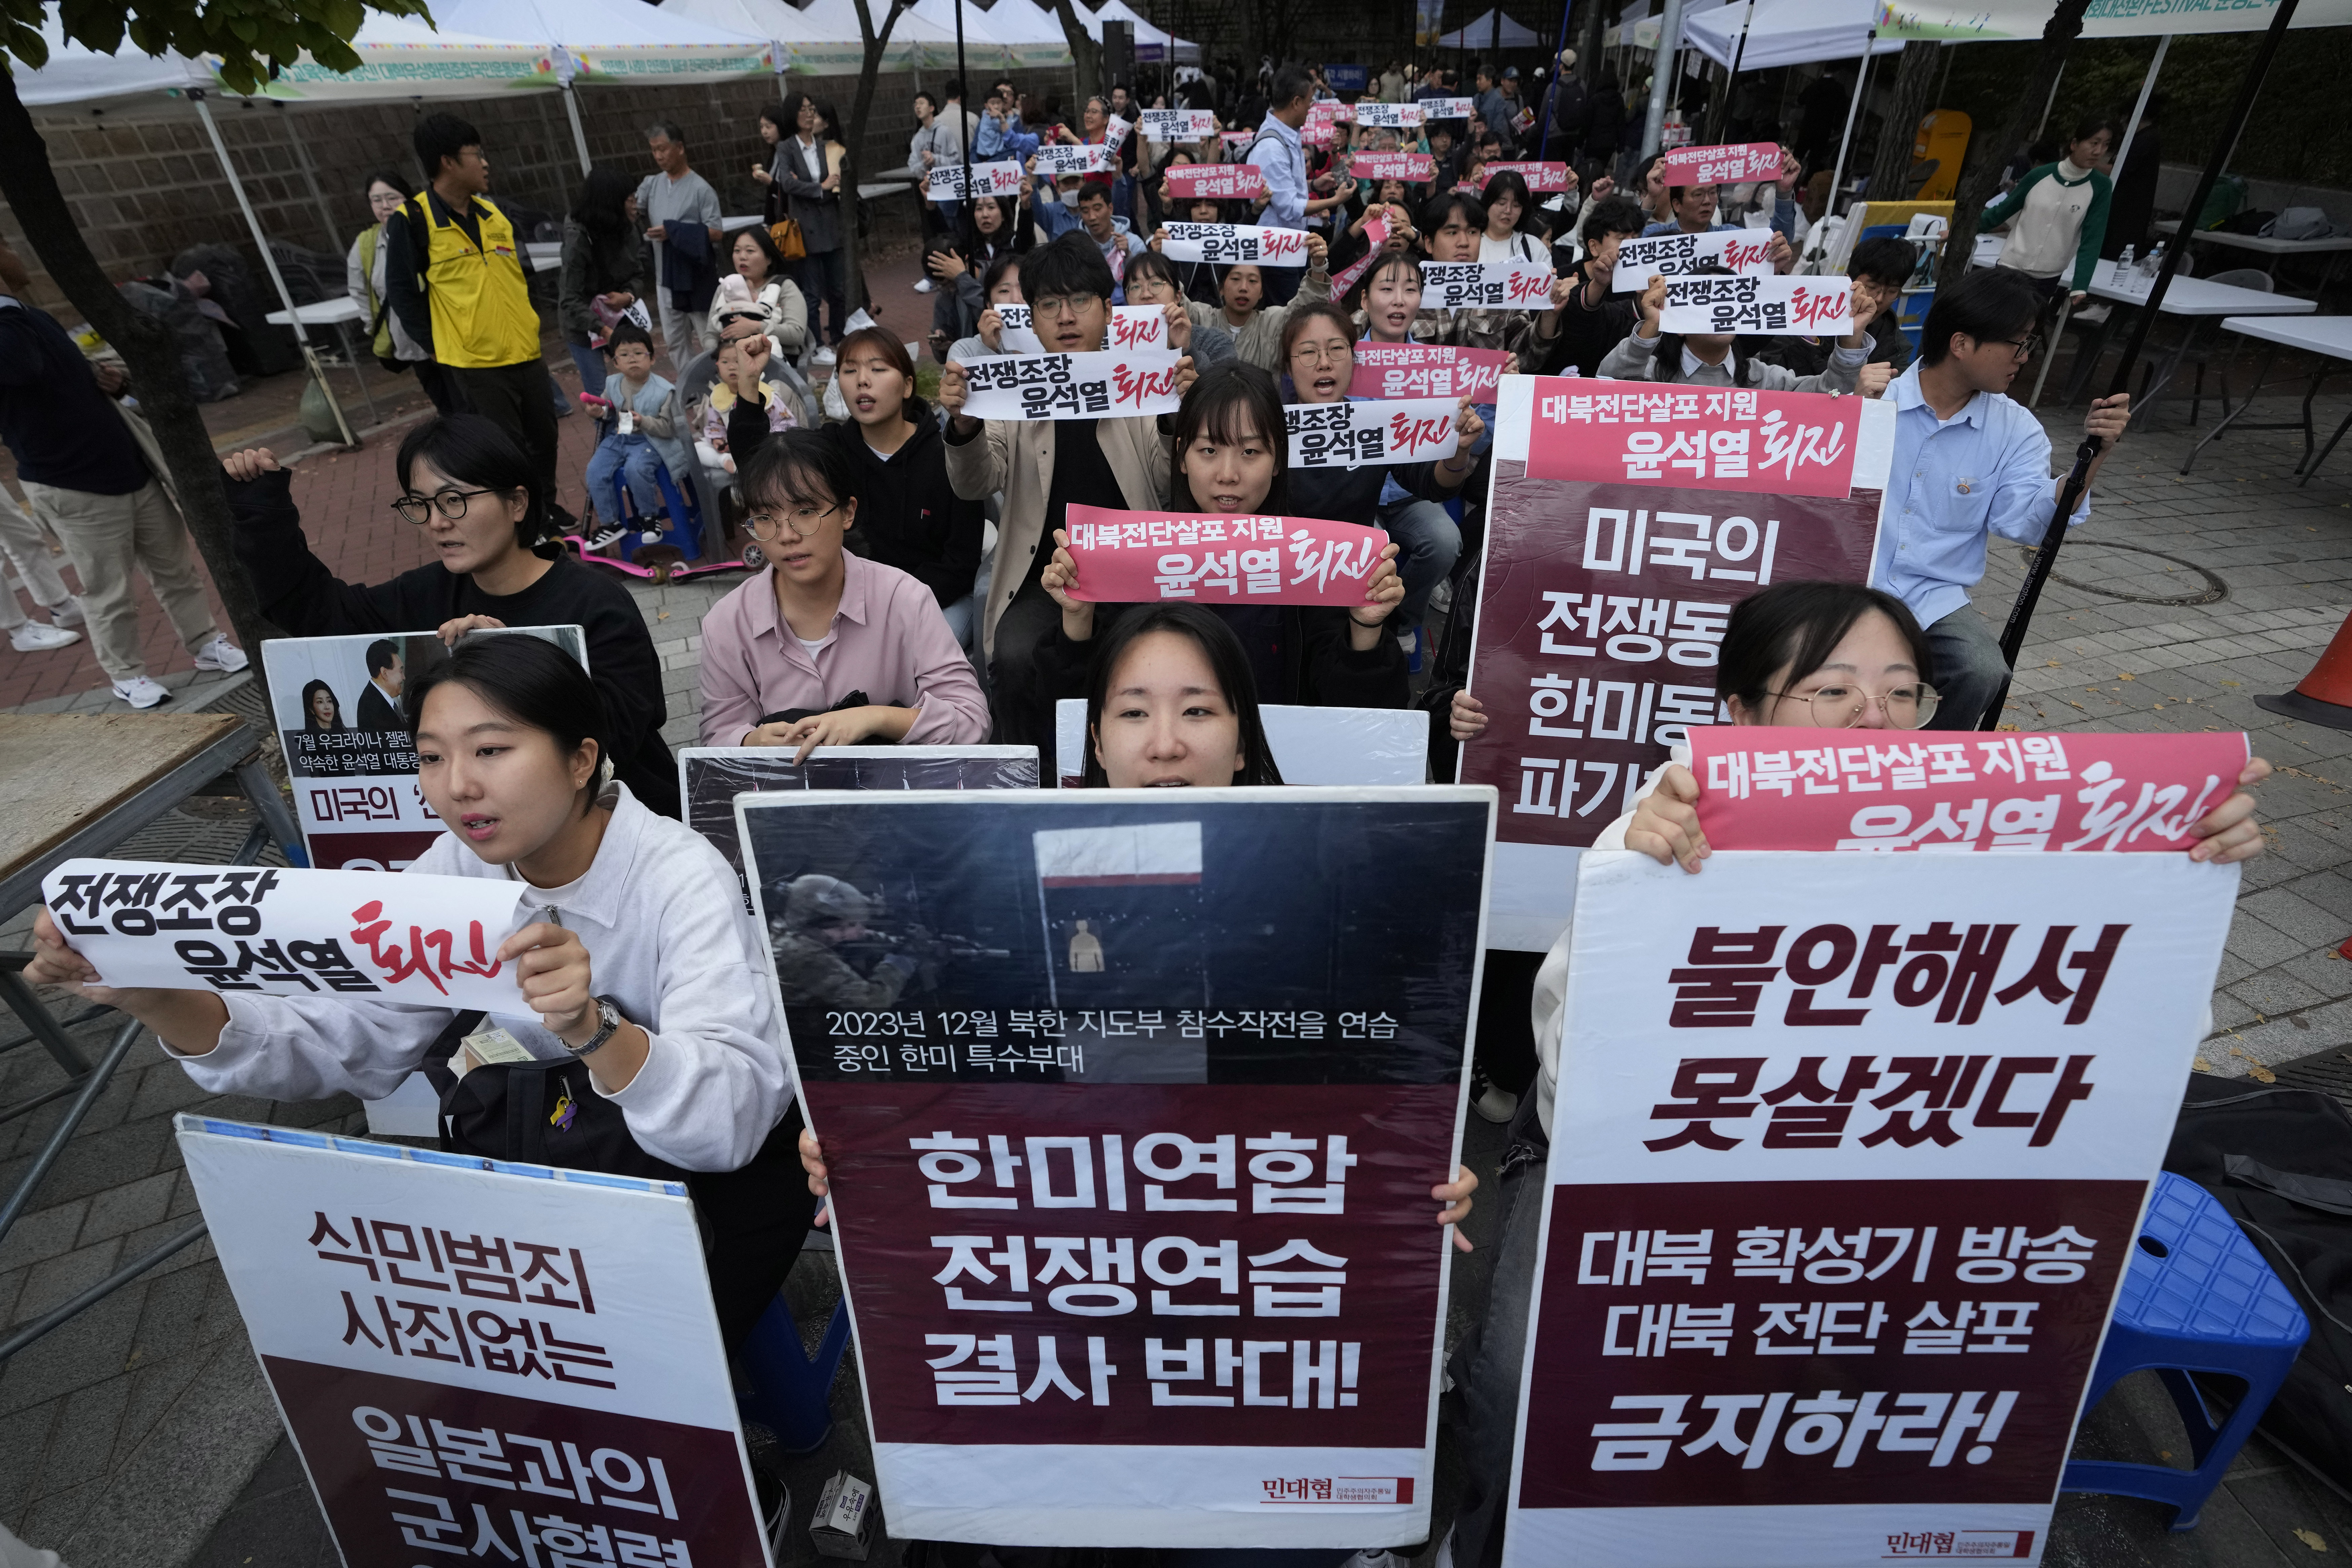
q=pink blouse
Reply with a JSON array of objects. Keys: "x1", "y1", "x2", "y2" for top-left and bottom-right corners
[{"x1": 697, "y1": 551, "x2": 990, "y2": 747}]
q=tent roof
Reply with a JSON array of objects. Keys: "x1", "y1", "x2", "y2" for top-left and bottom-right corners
[
  {"x1": 1079, "y1": 0, "x2": 1201, "y2": 60},
  {"x1": 1682, "y1": 0, "x2": 1904, "y2": 68},
  {"x1": 978, "y1": 0, "x2": 1071, "y2": 44},
  {"x1": 1431, "y1": 8, "x2": 1542, "y2": 47},
  {"x1": 1883, "y1": 0, "x2": 2352, "y2": 38},
  {"x1": 438, "y1": 0, "x2": 773, "y2": 62}
]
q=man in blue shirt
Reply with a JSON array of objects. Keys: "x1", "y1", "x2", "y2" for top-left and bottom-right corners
[
  {"x1": 1249, "y1": 64, "x2": 1315, "y2": 233},
  {"x1": 1876, "y1": 266, "x2": 2131, "y2": 729}
]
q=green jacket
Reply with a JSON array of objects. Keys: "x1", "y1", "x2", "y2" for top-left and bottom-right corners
[{"x1": 1981, "y1": 161, "x2": 2112, "y2": 293}]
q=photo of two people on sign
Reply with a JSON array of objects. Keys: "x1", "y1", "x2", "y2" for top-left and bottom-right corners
[{"x1": 267, "y1": 624, "x2": 589, "y2": 749}]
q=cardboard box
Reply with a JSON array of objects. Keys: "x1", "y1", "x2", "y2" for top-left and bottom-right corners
[{"x1": 810, "y1": 1469, "x2": 875, "y2": 1560}]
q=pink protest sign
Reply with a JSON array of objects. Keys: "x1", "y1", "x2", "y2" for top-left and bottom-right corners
[
  {"x1": 1660, "y1": 141, "x2": 1784, "y2": 185},
  {"x1": 1525, "y1": 377, "x2": 1859, "y2": 498},
  {"x1": 1350, "y1": 151, "x2": 1439, "y2": 183},
  {"x1": 1352, "y1": 342, "x2": 1507, "y2": 400},
  {"x1": 1486, "y1": 160, "x2": 1573, "y2": 193},
  {"x1": 1062, "y1": 505, "x2": 1389, "y2": 607},
  {"x1": 1690, "y1": 729, "x2": 2253, "y2": 853},
  {"x1": 1220, "y1": 129, "x2": 1257, "y2": 148},
  {"x1": 1328, "y1": 215, "x2": 1389, "y2": 298},
  {"x1": 1164, "y1": 163, "x2": 1271, "y2": 201}
]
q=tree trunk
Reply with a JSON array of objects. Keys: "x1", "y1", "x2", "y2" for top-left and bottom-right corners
[
  {"x1": 0, "y1": 68, "x2": 277, "y2": 687},
  {"x1": 1578, "y1": 0, "x2": 1605, "y2": 85},
  {"x1": 1868, "y1": 41, "x2": 1942, "y2": 202},
  {"x1": 1049, "y1": 0, "x2": 1103, "y2": 102},
  {"x1": 844, "y1": 0, "x2": 918, "y2": 319},
  {"x1": 1938, "y1": 0, "x2": 2091, "y2": 282}
]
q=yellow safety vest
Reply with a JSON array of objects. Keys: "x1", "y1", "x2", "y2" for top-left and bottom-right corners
[{"x1": 414, "y1": 190, "x2": 541, "y2": 370}]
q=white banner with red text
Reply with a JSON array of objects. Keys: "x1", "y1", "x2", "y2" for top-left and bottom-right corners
[
  {"x1": 1660, "y1": 275, "x2": 1852, "y2": 337},
  {"x1": 1613, "y1": 228, "x2": 1780, "y2": 292},
  {"x1": 1284, "y1": 398, "x2": 1461, "y2": 469},
  {"x1": 1419, "y1": 259, "x2": 1558, "y2": 310},
  {"x1": 1160, "y1": 222, "x2": 1314, "y2": 266}
]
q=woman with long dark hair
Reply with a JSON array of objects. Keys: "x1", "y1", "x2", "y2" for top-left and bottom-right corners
[
  {"x1": 925, "y1": 192, "x2": 1033, "y2": 354},
  {"x1": 300, "y1": 678, "x2": 347, "y2": 732},
  {"x1": 708, "y1": 222, "x2": 809, "y2": 359},
  {"x1": 557, "y1": 166, "x2": 647, "y2": 398},
  {"x1": 220, "y1": 415, "x2": 680, "y2": 816}
]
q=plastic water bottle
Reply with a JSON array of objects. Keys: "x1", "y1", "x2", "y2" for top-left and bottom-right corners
[
  {"x1": 2112, "y1": 245, "x2": 2135, "y2": 288},
  {"x1": 2139, "y1": 241, "x2": 2165, "y2": 278}
]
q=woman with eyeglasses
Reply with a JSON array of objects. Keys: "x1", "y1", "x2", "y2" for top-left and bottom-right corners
[
  {"x1": 346, "y1": 171, "x2": 453, "y2": 414},
  {"x1": 220, "y1": 414, "x2": 680, "y2": 817},
  {"x1": 1436, "y1": 576, "x2": 2271, "y2": 1568},
  {"x1": 695, "y1": 431, "x2": 988, "y2": 756}
]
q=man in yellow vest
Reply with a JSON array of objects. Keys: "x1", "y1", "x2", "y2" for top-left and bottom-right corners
[{"x1": 383, "y1": 114, "x2": 562, "y2": 524}]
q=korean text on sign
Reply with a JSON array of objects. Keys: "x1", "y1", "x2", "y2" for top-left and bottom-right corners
[
  {"x1": 1140, "y1": 108, "x2": 1221, "y2": 140},
  {"x1": 1612, "y1": 229, "x2": 1779, "y2": 292},
  {"x1": 1526, "y1": 382, "x2": 1859, "y2": 499},
  {"x1": 1659, "y1": 276, "x2": 1852, "y2": 337},
  {"x1": 1419, "y1": 260, "x2": 1557, "y2": 310},
  {"x1": 999, "y1": 304, "x2": 1166, "y2": 356},
  {"x1": 926, "y1": 160, "x2": 1026, "y2": 200},
  {"x1": 1353, "y1": 342, "x2": 1507, "y2": 401},
  {"x1": 1660, "y1": 141, "x2": 1784, "y2": 185},
  {"x1": 1352, "y1": 102, "x2": 1425, "y2": 129},
  {"x1": 1284, "y1": 398, "x2": 1460, "y2": 470},
  {"x1": 1164, "y1": 163, "x2": 1271, "y2": 201},
  {"x1": 43, "y1": 859, "x2": 529, "y2": 1010},
  {"x1": 1160, "y1": 223, "x2": 1314, "y2": 266},
  {"x1": 1033, "y1": 143, "x2": 1113, "y2": 176},
  {"x1": 1422, "y1": 96, "x2": 1476, "y2": 120},
  {"x1": 1487, "y1": 161, "x2": 1573, "y2": 193},
  {"x1": 1691, "y1": 730, "x2": 2254, "y2": 855},
  {"x1": 1060, "y1": 503, "x2": 1389, "y2": 608},
  {"x1": 954, "y1": 349, "x2": 1186, "y2": 422},
  {"x1": 1348, "y1": 152, "x2": 1439, "y2": 184}
]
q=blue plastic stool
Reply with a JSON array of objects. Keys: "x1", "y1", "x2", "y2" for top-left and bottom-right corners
[
  {"x1": 739, "y1": 1292, "x2": 853, "y2": 1455},
  {"x1": 2060, "y1": 1170, "x2": 2309, "y2": 1529},
  {"x1": 602, "y1": 457, "x2": 703, "y2": 559}
]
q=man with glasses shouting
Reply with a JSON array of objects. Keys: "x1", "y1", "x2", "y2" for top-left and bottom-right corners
[{"x1": 1876, "y1": 266, "x2": 2131, "y2": 731}]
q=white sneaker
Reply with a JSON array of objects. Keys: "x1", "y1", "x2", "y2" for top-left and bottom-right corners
[
  {"x1": 9, "y1": 622, "x2": 79, "y2": 652},
  {"x1": 913, "y1": 277, "x2": 937, "y2": 293},
  {"x1": 192, "y1": 634, "x2": 248, "y2": 673},
  {"x1": 812, "y1": 345, "x2": 837, "y2": 367},
  {"x1": 111, "y1": 675, "x2": 172, "y2": 708},
  {"x1": 46, "y1": 596, "x2": 86, "y2": 627}
]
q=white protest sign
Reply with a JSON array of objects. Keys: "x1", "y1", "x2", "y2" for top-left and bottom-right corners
[
  {"x1": 993, "y1": 304, "x2": 1166, "y2": 355},
  {"x1": 1423, "y1": 95, "x2": 1476, "y2": 119},
  {"x1": 1284, "y1": 398, "x2": 1460, "y2": 469},
  {"x1": 44, "y1": 859, "x2": 528, "y2": 1010},
  {"x1": 1140, "y1": 107, "x2": 1221, "y2": 140},
  {"x1": 1660, "y1": 274, "x2": 1852, "y2": 336},
  {"x1": 1106, "y1": 115, "x2": 1134, "y2": 150},
  {"x1": 926, "y1": 159, "x2": 1026, "y2": 200},
  {"x1": 1033, "y1": 142, "x2": 1113, "y2": 176},
  {"x1": 1418, "y1": 259, "x2": 1558, "y2": 309},
  {"x1": 1352, "y1": 101, "x2": 1425, "y2": 128},
  {"x1": 1160, "y1": 222, "x2": 1314, "y2": 266},
  {"x1": 1502, "y1": 850, "x2": 2238, "y2": 1568},
  {"x1": 1612, "y1": 228, "x2": 1780, "y2": 292},
  {"x1": 177, "y1": 1117, "x2": 769, "y2": 1567},
  {"x1": 956, "y1": 348, "x2": 1185, "y2": 420}
]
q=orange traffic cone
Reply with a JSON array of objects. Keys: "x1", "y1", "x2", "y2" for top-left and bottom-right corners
[{"x1": 2258, "y1": 609, "x2": 2352, "y2": 730}]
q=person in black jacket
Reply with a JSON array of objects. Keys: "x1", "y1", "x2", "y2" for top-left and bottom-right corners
[
  {"x1": 220, "y1": 415, "x2": 682, "y2": 818},
  {"x1": 1537, "y1": 193, "x2": 1645, "y2": 378},
  {"x1": 820, "y1": 327, "x2": 986, "y2": 650},
  {"x1": 1033, "y1": 362, "x2": 1410, "y2": 712}
]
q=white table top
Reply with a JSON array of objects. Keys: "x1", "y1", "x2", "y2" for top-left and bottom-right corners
[
  {"x1": 2154, "y1": 219, "x2": 2352, "y2": 255},
  {"x1": 522, "y1": 242, "x2": 562, "y2": 272},
  {"x1": 723, "y1": 214, "x2": 763, "y2": 231},
  {"x1": 263, "y1": 295, "x2": 367, "y2": 327},
  {"x1": 858, "y1": 181, "x2": 920, "y2": 198},
  {"x1": 2088, "y1": 274, "x2": 2318, "y2": 317},
  {"x1": 2215, "y1": 313, "x2": 2352, "y2": 357}
]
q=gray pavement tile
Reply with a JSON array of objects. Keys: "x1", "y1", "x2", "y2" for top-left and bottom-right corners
[
  {"x1": 0, "y1": 1282, "x2": 144, "y2": 1418},
  {"x1": 0, "y1": 1393, "x2": 51, "y2": 1522},
  {"x1": 0, "y1": 1200, "x2": 88, "y2": 1280},
  {"x1": 2225, "y1": 910, "x2": 2320, "y2": 973},
  {"x1": 14, "y1": 1239, "x2": 124, "y2": 1323},
  {"x1": 2224, "y1": 967, "x2": 2334, "y2": 1017},
  {"x1": 77, "y1": 1171, "x2": 178, "y2": 1249},
  {"x1": 108, "y1": 1346, "x2": 212, "y2": 1474},
  {"x1": 11, "y1": 1477, "x2": 101, "y2": 1559},
  {"x1": 31, "y1": 1372, "x2": 130, "y2": 1499}
]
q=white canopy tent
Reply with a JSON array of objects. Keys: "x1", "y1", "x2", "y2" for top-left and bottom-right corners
[
  {"x1": 1431, "y1": 8, "x2": 1544, "y2": 48},
  {"x1": 753, "y1": 0, "x2": 964, "y2": 72},
  {"x1": 1682, "y1": 0, "x2": 1902, "y2": 69},
  {"x1": 976, "y1": 0, "x2": 1079, "y2": 64},
  {"x1": 906, "y1": 0, "x2": 1024, "y2": 72},
  {"x1": 1880, "y1": 0, "x2": 2352, "y2": 39},
  {"x1": 1080, "y1": 0, "x2": 1201, "y2": 64}
]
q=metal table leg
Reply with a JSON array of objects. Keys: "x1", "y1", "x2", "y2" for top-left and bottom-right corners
[
  {"x1": 235, "y1": 758, "x2": 309, "y2": 867},
  {"x1": 0, "y1": 960, "x2": 89, "y2": 1077},
  {"x1": 334, "y1": 319, "x2": 381, "y2": 427},
  {"x1": 2300, "y1": 403, "x2": 2352, "y2": 486},
  {"x1": 2180, "y1": 346, "x2": 2283, "y2": 473}
]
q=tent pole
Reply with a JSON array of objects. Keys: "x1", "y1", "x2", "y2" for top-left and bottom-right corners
[
  {"x1": 2111, "y1": 34, "x2": 2169, "y2": 187},
  {"x1": 955, "y1": 0, "x2": 972, "y2": 224},
  {"x1": 560, "y1": 80, "x2": 592, "y2": 175},
  {"x1": 1712, "y1": 0, "x2": 1760, "y2": 144},
  {"x1": 1541, "y1": 0, "x2": 1576, "y2": 159},
  {"x1": 1826, "y1": 31, "x2": 1873, "y2": 215},
  {"x1": 1936, "y1": 39, "x2": 1955, "y2": 107},
  {"x1": 2034, "y1": 59, "x2": 2064, "y2": 140},
  {"x1": 274, "y1": 104, "x2": 344, "y2": 252},
  {"x1": 1639, "y1": 0, "x2": 1686, "y2": 156},
  {"x1": 191, "y1": 91, "x2": 356, "y2": 448}
]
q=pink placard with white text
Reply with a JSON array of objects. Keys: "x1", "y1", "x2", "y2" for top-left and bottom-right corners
[
  {"x1": 1524, "y1": 376, "x2": 1859, "y2": 498},
  {"x1": 1350, "y1": 152, "x2": 1439, "y2": 184},
  {"x1": 1486, "y1": 160, "x2": 1573, "y2": 193},
  {"x1": 1164, "y1": 163, "x2": 1271, "y2": 200},
  {"x1": 1660, "y1": 141, "x2": 1784, "y2": 185},
  {"x1": 1062, "y1": 505, "x2": 1389, "y2": 607}
]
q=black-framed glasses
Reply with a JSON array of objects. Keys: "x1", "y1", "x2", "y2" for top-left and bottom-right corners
[
  {"x1": 391, "y1": 488, "x2": 501, "y2": 525},
  {"x1": 1770, "y1": 683, "x2": 1942, "y2": 730},
  {"x1": 1984, "y1": 334, "x2": 2044, "y2": 361}
]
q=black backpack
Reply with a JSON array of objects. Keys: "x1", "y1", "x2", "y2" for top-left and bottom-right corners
[{"x1": 2164, "y1": 1075, "x2": 2352, "y2": 1491}]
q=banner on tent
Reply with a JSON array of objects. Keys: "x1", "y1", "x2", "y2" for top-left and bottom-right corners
[
  {"x1": 1498, "y1": 849, "x2": 2239, "y2": 1568},
  {"x1": 1661, "y1": 141, "x2": 1785, "y2": 185},
  {"x1": 1060, "y1": 505, "x2": 1389, "y2": 607},
  {"x1": 176, "y1": 1119, "x2": 769, "y2": 1568},
  {"x1": 1161, "y1": 223, "x2": 1313, "y2": 266},
  {"x1": 43, "y1": 859, "x2": 529, "y2": 1009},
  {"x1": 1140, "y1": 108, "x2": 1221, "y2": 140},
  {"x1": 1419, "y1": 260, "x2": 1558, "y2": 310},
  {"x1": 1612, "y1": 229, "x2": 1779, "y2": 291},
  {"x1": 1524, "y1": 381, "x2": 1863, "y2": 498},
  {"x1": 1284, "y1": 400, "x2": 1461, "y2": 470},
  {"x1": 1353, "y1": 343, "x2": 1507, "y2": 401},
  {"x1": 1659, "y1": 275, "x2": 1852, "y2": 337},
  {"x1": 928, "y1": 160, "x2": 1028, "y2": 200},
  {"x1": 1165, "y1": 164, "x2": 1271, "y2": 200},
  {"x1": 956, "y1": 349, "x2": 1185, "y2": 421},
  {"x1": 1353, "y1": 102, "x2": 1426, "y2": 129},
  {"x1": 1348, "y1": 152, "x2": 1439, "y2": 184},
  {"x1": 1458, "y1": 378, "x2": 1887, "y2": 951},
  {"x1": 737, "y1": 788, "x2": 1492, "y2": 1546},
  {"x1": 1035, "y1": 143, "x2": 1115, "y2": 176},
  {"x1": 1687, "y1": 730, "x2": 2251, "y2": 854}
]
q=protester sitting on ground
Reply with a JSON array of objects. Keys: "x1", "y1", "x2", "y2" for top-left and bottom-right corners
[
  {"x1": 1768, "y1": 234, "x2": 1919, "y2": 382},
  {"x1": 1642, "y1": 180, "x2": 1798, "y2": 274},
  {"x1": 1600, "y1": 264, "x2": 1884, "y2": 393},
  {"x1": 707, "y1": 224, "x2": 809, "y2": 362},
  {"x1": 1439, "y1": 576, "x2": 2274, "y2": 1568},
  {"x1": 581, "y1": 323, "x2": 694, "y2": 551},
  {"x1": 1872, "y1": 266, "x2": 2133, "y2": 730},
  {"x1": 1398, "y1": 194, "x2": 1568, "y2": 367},
  {"x1": 816, "y1": 329, "x2": 986, "y2": 650},
  {"x1": 1035, "y1": 361, "x2": 1409, "y2": 712},
  {"x1": 352, "y1": 170, "x2": 453, "y2": 413},
  {"x1": 1536, "y1": 193, "x2": 1643, "y2": 379},
  {"x1": 1163, "y1": 189, "x2": 1239, "y2": 303},
  {"x1": 1120, "y1": 251, "x2": 1236, "y2": 368},
  {"x1": 696, "y1": 432, "x2": 988, "y2": 753},
  {"x1": 1146, "y1": 231, "x2": 1333, "y2": 372},
  {"x1": 1279, "y1": 304, "x2": 1480, "y2": 665},
  {"x1": 926, "y1": 193, "x2": 1033, "y2": 357},
  {"x1": 1333, "y1": 178, "x2": 1420, "y2": 276},
  {"x1": 938, "y1": 232, "x2": 1190, "y2": 747},
  {"x1": 1479, "y1": 170, "x2": 1553, "y2": 262},
  {"x1": 1981, "y1": 115, "x2": 2117, "y2": 308},
  {"x1": 220, "y1": 416, "x2": 680, "y2": 817}
]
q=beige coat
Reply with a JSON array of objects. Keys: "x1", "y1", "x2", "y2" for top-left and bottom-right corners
[
  {"x1": 945, "y1": 414, "x2": 1171, "y2": 658},
  {"x1": 1179, "y1": 259, "x2": 1332, "y2": 371}
]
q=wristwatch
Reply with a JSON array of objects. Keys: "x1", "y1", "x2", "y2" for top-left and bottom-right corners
[{"x1": 568, "y1": 996, "x2": 626, "y2": 1058}]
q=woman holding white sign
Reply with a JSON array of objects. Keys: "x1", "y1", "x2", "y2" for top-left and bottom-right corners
[
  {"x1": 1145, "y1": 227, "x2": 1335, "y2": 371},
  {"x1": 26, "y1": 633, "x2": 814, "y2": 1349},
  {"x1": 1438, "y1": 580, "x2": 2272, "y2": 1568}
]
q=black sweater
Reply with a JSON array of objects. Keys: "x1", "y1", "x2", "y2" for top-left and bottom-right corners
[
  {"x1": 820, "y1": 401, "x2": 986, "y2": 607},
  {"x1": 225, "y1": 466, "x2": 681, "y2": 818},
  {"x1": 1288, "y1": 446, "x2": 1460, "y2": 527}
]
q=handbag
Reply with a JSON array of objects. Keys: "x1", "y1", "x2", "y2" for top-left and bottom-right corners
[{"x1": 769, "y1": 217, "x2": 808, "y2": 262}]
